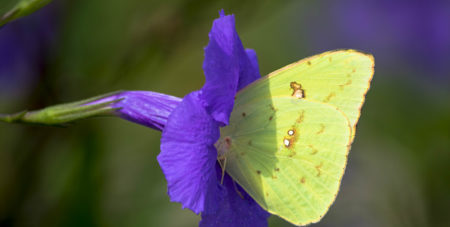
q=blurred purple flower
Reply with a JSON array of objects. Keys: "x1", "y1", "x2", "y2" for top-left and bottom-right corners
[
  {"x1": 0, "y1": 4, "x2": 57, "y2": 97},
  {"x1": 90, "y1": 11, "x2": 270, "y2": 226},
  {"x1": 298, "y1": 0, "x2": 450, "y2": 81}
]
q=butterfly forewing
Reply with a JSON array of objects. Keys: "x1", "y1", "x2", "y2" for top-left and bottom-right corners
[{"x1": 236, "y1": 50, "x2": 374, "y2": 139}]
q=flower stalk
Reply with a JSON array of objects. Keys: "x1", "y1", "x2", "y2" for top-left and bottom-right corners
[{"x1": 0, "y1": 91, "x2": 123, "y2": 126}]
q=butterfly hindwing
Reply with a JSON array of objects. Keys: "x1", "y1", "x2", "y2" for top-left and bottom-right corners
[{"x1": 221, "y1": 97, "x2": 351, "y2": 225}]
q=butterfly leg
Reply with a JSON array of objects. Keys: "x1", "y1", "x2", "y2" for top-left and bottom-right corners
[
  {"x1": 217, "y1": 155, "x2": 227, "y2": 185},
  {"x1": 220, "y1": 157, "x2": 227, "y2": 185},
  {"x1": 232, "y1": 180, "x2": 245, "y2": 199}
]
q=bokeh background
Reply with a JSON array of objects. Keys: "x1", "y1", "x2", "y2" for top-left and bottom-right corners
[{"x1": 1, "y1": 1, "x2": 449, "y2": 226}]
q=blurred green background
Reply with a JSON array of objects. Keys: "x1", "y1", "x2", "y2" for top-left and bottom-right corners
[{"x1": 0, "y1": 1, "x2": 449, "y2": 226}]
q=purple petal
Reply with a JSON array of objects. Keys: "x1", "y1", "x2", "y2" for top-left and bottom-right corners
[
  {"x1": 201, "y1": 12, "x2": 261, "y2": 125},
  {"x1": 238, "y1": 49, "x2": 261, "y2": 91},
  {"x1": 245, "y1": 49, "x2": 260, "y2": 72},
  {"x1": 201, "y1": 13, "x2": 239, "y2": 125},
  {"x1": 86, "y1": 91, "x2": 181, "y2": 131},
  {"x1": 237, "y1": 48, "x2": 261, "y2": 91},
  {"x1": 113, "y1": 91, "x2": 181, "y2": 131},
  {"x1": 158, "y1": 91, "x2": 220, "y2": 214},
  {"x1": 200, "y1": 164, "x2": 270, "y2": 227}
]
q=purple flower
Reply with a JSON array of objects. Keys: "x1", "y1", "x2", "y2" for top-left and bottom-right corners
[
  {"x1": 87, "y1": 10, "x2": 270, "y2": 226},
  {"x1": 1, "y1": 9, "x2": 269, "y2": 226},
  {"x1": 158, "y1": 10, "x2": 269, "y2": 226},
  {"x1": 0, "y1": 9, "x2": 269, "y2": 226}
]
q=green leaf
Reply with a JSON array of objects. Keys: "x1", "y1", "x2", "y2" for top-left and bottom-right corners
[{"x1": 0, "y1": 0, "x2": 51, "y2": 27}]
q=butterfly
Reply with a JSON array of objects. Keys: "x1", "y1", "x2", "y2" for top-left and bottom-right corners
[{"x1": 217, "y1": 50, "x2": 374, "y2": 225}]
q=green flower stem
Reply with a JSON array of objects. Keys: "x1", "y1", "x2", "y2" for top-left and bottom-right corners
[{"x1": 0, "y1": 91, "x2": 123, "y2": 126}]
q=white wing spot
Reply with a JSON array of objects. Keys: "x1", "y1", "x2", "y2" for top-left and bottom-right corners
[
  {"x1": 288, "y1": 130, "x2": 295, "y2": 136},
  {"x1": 284, "y1": 139, "x2": 290, "y2": 147}
]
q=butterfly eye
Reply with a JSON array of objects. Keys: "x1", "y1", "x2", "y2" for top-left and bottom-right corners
[{"x1": 224, "y1": 137, "x2": 232, "y2": 148}]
